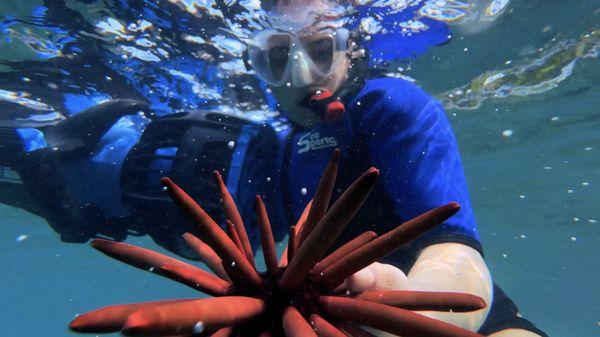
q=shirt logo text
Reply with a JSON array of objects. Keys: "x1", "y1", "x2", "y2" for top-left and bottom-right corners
[{"x1": 297, "y1": 132, "x2": 338, "y2": 154}]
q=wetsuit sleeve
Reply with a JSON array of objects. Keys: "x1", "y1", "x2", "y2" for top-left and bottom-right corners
[{"x1": 354, "y1": 79, "x2": 483, "y2": 256}]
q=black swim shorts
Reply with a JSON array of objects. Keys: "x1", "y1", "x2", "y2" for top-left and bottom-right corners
[{"x1": 478, "y1": 283, "x2": 549, "y2": 336}]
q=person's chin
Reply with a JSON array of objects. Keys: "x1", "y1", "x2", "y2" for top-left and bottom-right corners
[
  {"x1": 278, "y1": 100, "x2": 319, "y2": 127},
  {"x1": 270, "y1": 85, "x2": 325, "y2": 127}
]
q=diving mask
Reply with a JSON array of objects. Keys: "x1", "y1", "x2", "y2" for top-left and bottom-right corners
[{"x1": 247, "y1": 28, "x2": 349, "y2": 87}]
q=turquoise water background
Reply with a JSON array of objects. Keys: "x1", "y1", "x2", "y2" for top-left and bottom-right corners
[{"x1": 1, "y1": 1, "x2": 599, "y2": 336}]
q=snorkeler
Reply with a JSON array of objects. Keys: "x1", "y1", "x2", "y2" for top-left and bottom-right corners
[
  {"x1": 0, "y1": 0, "x2": 548, "y2": 336},
  {"x1": 239, "y1": 0, "x2": 548, "y2": 336}
]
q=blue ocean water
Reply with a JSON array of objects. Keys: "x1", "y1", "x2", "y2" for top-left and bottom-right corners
[{"x1": 1, "y1": 1, "x2": 598, "y2": 336}]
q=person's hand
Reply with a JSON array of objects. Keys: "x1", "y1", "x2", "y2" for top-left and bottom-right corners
[
  {"x1": 341, "y1": 243, "x2": 493, "y2": 336},
  {"x1": 344, "y1": 261, "x2": 409, "y2": 293},
  {"x1": 340, "y1": 242, "x2": 492, "y2": 337},
  {"x1": 341, "y1": 262, "x2": 410, "y2": 337}
]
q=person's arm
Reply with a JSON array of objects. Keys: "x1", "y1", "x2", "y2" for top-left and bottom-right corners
[
  {"x1": 354, "y1": 79, "x2": 483, "y2": 256},
  {"x1": 346, "y1": 79, "x2": 491, "y2": 333}
]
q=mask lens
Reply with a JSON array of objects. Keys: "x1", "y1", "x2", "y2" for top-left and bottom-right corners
[
  {"x1": 302, "y1": 35, "x2": 334, "y2": 73},
  {"x1": 248, "y1": 46, "x2": 272, "y2": 81},
  {"x1": 267, "y1": 34, "x2": 291, "y2": 82}
]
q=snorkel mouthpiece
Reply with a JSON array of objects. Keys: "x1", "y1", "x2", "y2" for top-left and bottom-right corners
[
  {"x1": 303, "y1": 89, "x2": 346, "y2": 123},
  {"x1": 324, "y1": 100, "x2": 345, "y2": 122}
]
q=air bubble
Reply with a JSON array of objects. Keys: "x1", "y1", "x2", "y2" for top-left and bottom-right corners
[
  {"x1": 193, "y1": 321, "x2": 205, "y2": 334},
  {"x1": 15, "y1": 234, "x2": 28, "y2": 242}
]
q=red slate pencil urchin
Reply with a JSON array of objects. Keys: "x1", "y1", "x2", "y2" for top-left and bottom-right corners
[{"x1": 69, "y1": 149, "x2": 488, "y2": 337}]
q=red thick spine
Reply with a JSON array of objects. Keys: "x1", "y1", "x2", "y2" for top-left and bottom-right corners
[
  {"x1": 222, "y1": 259, "x2": 247, "y2": 286},
  {"x1": 161, "y1": 177, "x2": 262, "y2": 288},
  {"x1": 90, "y1": 238, "x2": 191, "y2": 272},
  {"x1": 69, "y1": 299, "x2": 191, "y2": 333},
  {"x1": 214, "y1": 171, "x2": 255, "y2": 266},
  {"x1": 122, "y1": 296, "x2": 265, "y2": 336},
  {"x1": 320, "y1": 296, "x2": 484, "y2": 337},
  {"x1": 355, "y1": 290, "x2": 487, "y2": 312},
  {"x1": 182, "y1": 233, "x2": 229, "y2": 280},
  {"x1": 227, "y1": 220, "x2": 244, "y2": 252},
  {"x1": 295, "y1": 199, "x2": 313, "y2": 232},
  {"x1": 158, "y1": 263, "x2": 232, "y2": 295},
  {"x1": 90, "y1": 239, "x2": 230, "y2": 294},
  {"x1": 312, "y1": 231, "x2": 377, "y2": 277},
  {"x1": 334, "y1": 321, "x2": 378, "y2": 337},
  {"x1": 210, "y1": 327, "x2": 233, "y2": 337},
  {"x1": 320, "y1": 202, "x2": 460, "y2": 288},
  {"x1": 279, "y1": 168, "x2": 379, "y2": 291},
  {"x1": 309, "y1": 314, "x2": 346, "y2": 337},
  {"x1": 297, "y1": 149, "x2": 340, "y2": 247},
  {"x1": 282, "y1": 306, "x2": 318, "y2": 337},
  {"x1": 287, "y1": 225, "x2": 298, "y2": 263},
  {"x1": 280, "y1": 200, "x2": 313, "y2": 267},
  {"x1": 255, "y1": 195, "x2": 278, "y2": 275}
]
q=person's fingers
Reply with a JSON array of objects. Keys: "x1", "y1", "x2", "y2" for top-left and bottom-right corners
[
  {"x1": 369, "y1": 262, "x2": 409, "y2": 290},
  {"x1": 344, "y1": 264, "x2": 376, "y2": 293},
  {"x1": 343, "y1": 262, "x2": 410, "y2": 294}
]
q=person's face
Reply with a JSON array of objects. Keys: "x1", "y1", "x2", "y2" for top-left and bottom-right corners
[
  {"x1": 269, "y1": 55, "x2": 350, "y2": 127},
  {"x1": 255, "y1": 0, "x2": 351, "y2": 128}
]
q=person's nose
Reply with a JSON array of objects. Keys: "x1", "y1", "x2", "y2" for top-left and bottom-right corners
[{"x1": 290, "y1": 51, "x2": 312, "y2": 87}]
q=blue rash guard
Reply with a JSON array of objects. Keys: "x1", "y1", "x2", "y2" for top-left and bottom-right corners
[{"x1": 276, "y1": 78, "x2": 482, "y2": 269}]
